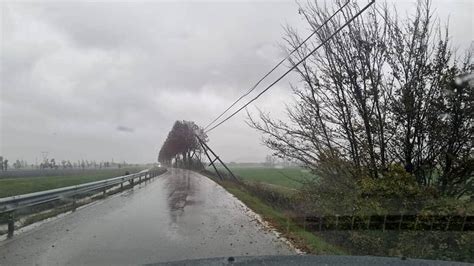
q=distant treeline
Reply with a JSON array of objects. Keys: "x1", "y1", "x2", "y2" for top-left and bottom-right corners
[
  {"x1": 0, "y1": 155, "x2": 136, "y2": 172},
  {"x1": 0, "y1": 167, "x2": 147, "y2": 179}
]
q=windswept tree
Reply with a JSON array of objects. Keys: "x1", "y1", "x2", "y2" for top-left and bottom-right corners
[
  {"x1": 248, "y1": 0, "x2": 472, "y2": 198},
  {"x1": 158, "y1": 120, "x2": 207, "y2": 169}
]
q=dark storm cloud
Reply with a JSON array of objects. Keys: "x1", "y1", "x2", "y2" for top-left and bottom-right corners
[
  {"x1": 1, "y1": 1, "x2": 301, "y2": 163},
  {"x1": 1, "y1": 1, "x2": 472, "y2": 164},
  {"x1": 29, "y1": 2, "x2": 291, "y2": 91},
  {"x1": 117, "y1": 126, "x2": 134, "y2": 133}
]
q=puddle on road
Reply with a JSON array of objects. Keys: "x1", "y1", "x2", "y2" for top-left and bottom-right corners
[{"x1": 165, "y1": 169, "x2": 198, "y2": 223}]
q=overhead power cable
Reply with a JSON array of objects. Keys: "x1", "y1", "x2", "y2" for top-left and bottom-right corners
[
  {"x1": 205, "y1": 0, "x2": 375, "y2": 134},
  {"x1": 203, "y1": 0, "x2": 351, "y2": 131}
]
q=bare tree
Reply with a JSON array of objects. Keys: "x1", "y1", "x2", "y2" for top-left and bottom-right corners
[{"x1": 248, "y1": 0, "x2": 472, "y2": 197}]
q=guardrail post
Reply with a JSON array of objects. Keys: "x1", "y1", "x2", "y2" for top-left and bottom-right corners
[
  {"x1": 7, "y1": 214, "x2": 14, "y2": 238},
  {"x1": 72, "y1": 190, "x2": 77, "y2": 212},
  {"x1": 72, "y1": 197, "x2": 77, "y2": 212},
  {"x1": 121, "y1": 181, "x2": 124, "y2": 190}
]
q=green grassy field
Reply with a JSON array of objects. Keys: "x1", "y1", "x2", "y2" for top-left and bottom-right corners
[
  {"x1": 215, "y1": 167, "x2": 315, "y2": 190},
  {"x1": 0, "y1": 167, "x2": 145, "y2": 198}
]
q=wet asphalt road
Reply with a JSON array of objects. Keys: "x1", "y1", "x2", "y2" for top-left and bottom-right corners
[{"x1": 0, "y1": 169, "x2": 295, "y2": 265}]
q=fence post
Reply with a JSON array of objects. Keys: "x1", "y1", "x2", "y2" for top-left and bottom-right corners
[
  {"x1": 319, "y1": 216, "x2": 323, "y2": 231},
  {"x1": 461, "y1": 215, "x2": 467, "y2": 231},
  {"x1": 382, "y1": 214, "x2": 387, "y2": 232},
  {"x1": 398, "y1": 214, "x2": 404, "y2": 231},
  {"x1": 445, "y1": 216, "x2": 451, "y2": 231}
]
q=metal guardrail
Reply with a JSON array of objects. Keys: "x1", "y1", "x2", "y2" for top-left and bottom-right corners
[{"x1": 0, "y1": 168, "x2": 166, "y2": 238}]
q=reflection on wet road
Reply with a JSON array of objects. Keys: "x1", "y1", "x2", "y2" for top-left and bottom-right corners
[
  {"x1": 166, "y1": 170, "x2": 195, "y2": 224},
  {"x1": 0, "y1": 169, "x2": 295, "y2": 265}
]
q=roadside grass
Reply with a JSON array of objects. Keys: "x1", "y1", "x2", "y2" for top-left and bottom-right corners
[
  {"x1": 217, "y1": 178, "x2": 345, "y2": 255},
  {"x1": 202, "y1": 168, "x2": 473, "y2": 261},
  {"x1": 214, "y1": 167, "x2": 315, "y2": 189},
  {"x1": 0, "y1": 167, "x2": 145, "y2": 198},
  {"x1": 221, "y1": 182, "x2": 347, "y2": 255}
]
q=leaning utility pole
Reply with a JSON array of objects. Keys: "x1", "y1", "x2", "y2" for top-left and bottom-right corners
[{"x1": 195, "y1": 135, "x2": 239, "y2": 182}]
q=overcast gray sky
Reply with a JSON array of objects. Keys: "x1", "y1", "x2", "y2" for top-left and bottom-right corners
[{"x1": 1, "y1": 0, "x2": 472, "y2": 164}]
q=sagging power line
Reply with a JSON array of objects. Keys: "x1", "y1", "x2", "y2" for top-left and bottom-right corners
[
  {"x1": 205, "y1": 0, "x2": 375, "y2": 134},
  {"x1": 203, "y1": 0, "x2": 351, "y2": 132}
]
